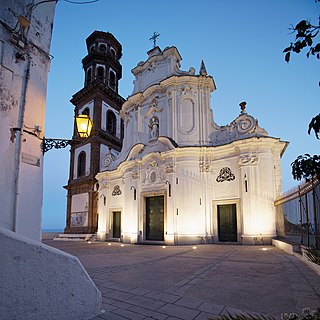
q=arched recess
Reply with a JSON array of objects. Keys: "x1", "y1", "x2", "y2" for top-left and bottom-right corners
[
  {"x1": 109, "y1": 69, "x2": 116, "y2": 90},
  {"x1": 97, "y1": 66, "x2": 105, "y2": 81},
  {"x1": 107, "y1": 110, "x2": 116, "y2": 135},
  {"x1": 178, "y1": 96, "x2": 195, "y2": 133},
  {"x1": 86, "y1": 68, "x2": 92, "y2": 85},
  {"x1": 77, "y1": 151, "x2": 86, "y2": 177}
]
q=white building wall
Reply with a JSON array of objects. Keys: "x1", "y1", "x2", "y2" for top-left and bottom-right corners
[
  {"x1": 97, "y1": 138, "x2": 285, "y2": 245},
  {"x1": 0, "y1": 227, "x2": 101, "y2": 319},
  {"x1": 0, "y1": 0, "x2": 56, "y2": 241}
]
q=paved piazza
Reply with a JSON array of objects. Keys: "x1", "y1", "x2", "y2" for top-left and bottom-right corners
[{"x1": 45, "y1": 241, "x2": 320, "y2": 320}]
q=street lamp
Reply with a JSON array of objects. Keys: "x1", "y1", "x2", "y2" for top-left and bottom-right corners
[{"x1": 42, "y1": 114, "x2": 93, "y2": 154}]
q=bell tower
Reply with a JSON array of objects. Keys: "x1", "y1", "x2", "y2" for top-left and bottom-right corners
[{"x1": 64, "y1": 31, "x2": 125, "y2": 234}]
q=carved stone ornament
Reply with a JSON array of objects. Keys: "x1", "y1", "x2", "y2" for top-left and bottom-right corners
[
  {"x1": 149, "y1": 170, "x2": 157, "y2": 184},
  {"x1": 112, "y1": 185, "x2": 122, "y2": 196},
  {"x1": 216, "y1": 167, "x2": 235, "y2": 182},
  {"x1": 199, "y1": 161, "x2": 212, "y2": 173},
  {"x1": 149, "y1": 160, "x2": 158, "y2": 168},
  {"x1": 132, "y1": 171, "x2": 139, "y2": 180},
  {"x1": 100, "y1": 179, "x2": 109, "y2": 190},
  {"x1": 165, "y1": 163, "x2": 174, "y2": 173},
  {"x1": 103, "y1": 153, "x2": 113, "y2": 167},
  {"x1": 233, "y1": 114, "x2": 256, "y2": 134},
  {"x1": 239, "y1": 153, "x2": 259, "y2": 166},
  {"x1": 145, "y1": 98, "x2": 163, "y2": 118}
]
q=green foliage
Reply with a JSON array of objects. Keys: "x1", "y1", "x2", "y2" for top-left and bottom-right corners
[
  {"x1": 210, "y1": 313, "x2": 275, "y2": 320},
  {"x1": 291, "y1": 154, "x2": 320, "y2": 181},
  {"x1": 304, "y1": 246, "x2": 320, "y2": 265},
  {"x1": 308, "y1": 113, "x2": 320, "y2": 139},
  {"x1": 209, "y1": 309, "x2": 320, "y2": 320},
  {"x1": 283, "y1": 18, "x2": 320, "y2": 64},
  {"x1": 283, "y1": 3, "x2": 319, "y2": 182}
]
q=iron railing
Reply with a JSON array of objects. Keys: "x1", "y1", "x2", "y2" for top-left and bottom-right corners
[{"x1": 275, "y1": 178, "x2": 320, "y2": 249}]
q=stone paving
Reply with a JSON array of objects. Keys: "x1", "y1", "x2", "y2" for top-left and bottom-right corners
[{"x1": 45, "y1": 241, "x2": 320, "y2": 320}]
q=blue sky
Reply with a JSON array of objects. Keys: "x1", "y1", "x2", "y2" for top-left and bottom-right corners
[{"x1": 42, "y1": 0, "x2": 319, "y2": 229}]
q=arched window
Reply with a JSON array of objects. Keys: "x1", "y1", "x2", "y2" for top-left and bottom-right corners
[
  {"x1": 77, "y1": 151, "x2": 86, "y2": 177},
  {"x1": 110, "y1": 48, "x2": 116, "y2": 59},
  {"x1": 97, "y1": 66, "x2": 104, "y2": 81},
  {"x1": 86, "y1": 68, "x2": 92, "y2": 85},
  {"x1": 109, "y1": 70, "x2": 116, "y2": 90},
  {"x1": 107, "y1": 110, "x2": 116, "y2": 135},
  {"x1": 99, "y1": 44, "x2": 107, "y2": 53},
  {"x1": 82, "y1": 108, "x2": 90, "y2": 116}
]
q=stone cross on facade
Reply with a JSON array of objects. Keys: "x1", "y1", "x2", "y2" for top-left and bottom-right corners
[{"x1": 149, "y1": 32, "x2": 160, "y2": 48}]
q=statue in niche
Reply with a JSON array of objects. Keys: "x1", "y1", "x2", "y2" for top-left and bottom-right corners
[{"x1": 149, "y1": 116, "x2": 159, "y2": 140}]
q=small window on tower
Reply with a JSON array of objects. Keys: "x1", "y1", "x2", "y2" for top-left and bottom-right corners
[
  {"x1": 77, "y1": 151, "x2": 86, "y2": 177},
  {"x1": 109, "y1": 70, "x2": 116, "y2": 90},
  {"x1": 86, "y1": 68, "x2": 92, "y2": 85},
  {"x1": 97, "y1": 66, "x2": 104, "y2": 81},
  {"x1": 110, "y1": 48, "x2": 116, "y2": 59},
  {"x1": 99, "y1": 44, "x2": 107, "y2": 53},
  {"x1": 107, "y1": 110, "x2": 116, "y2": 135},
  {"x1": 82, "y1": 108, "x2": 90, "y2": 117}
]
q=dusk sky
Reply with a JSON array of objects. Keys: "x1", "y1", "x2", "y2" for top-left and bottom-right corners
[{"x1": 42, "y1": 0, "x2": 319, "y2": 229}]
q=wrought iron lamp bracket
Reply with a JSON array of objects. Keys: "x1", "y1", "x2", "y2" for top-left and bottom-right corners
[{"x1": 41, "y1": 138, "x2": 73, "y2": 154}]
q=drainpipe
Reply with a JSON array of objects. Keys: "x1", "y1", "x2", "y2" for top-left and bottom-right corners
[{"x1": 12, "y1": 54, "x2": 31, "y2": 232}]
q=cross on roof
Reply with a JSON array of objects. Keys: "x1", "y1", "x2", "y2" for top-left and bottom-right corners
[{"x1": 149, "y1": 32, "x2": 160, "y2": 48}]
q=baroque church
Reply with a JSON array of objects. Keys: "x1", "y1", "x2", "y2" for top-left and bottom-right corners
[{"x1": 64, "y1": 31, "x2": 287, "y2": 245}]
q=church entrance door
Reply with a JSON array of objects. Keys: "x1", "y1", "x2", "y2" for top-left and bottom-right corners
[
  {"x1": 112, "y1": 211, "x2": 121, "y2": 238},
  {"x1": 146, "y1": 196, "x2": 164, "y2": 241},
  {"x1": 217, "y1": 204, "x2": 237, "y2": 242}
]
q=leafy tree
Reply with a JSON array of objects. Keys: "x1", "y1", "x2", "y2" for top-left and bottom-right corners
[
  {"x1": 284, "y1": 3, "x2": 320, "y2": 181},
  {"x1": 283, "y1": 19, "x2": 320, "y2": 64},
  {"x1": 291, "y1": 154, "x2": 320, "y2": 181}
]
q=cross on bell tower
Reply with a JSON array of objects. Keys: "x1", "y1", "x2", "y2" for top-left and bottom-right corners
[{"x1": 149, "y1": 31, "x2": 160, "y2": 48}]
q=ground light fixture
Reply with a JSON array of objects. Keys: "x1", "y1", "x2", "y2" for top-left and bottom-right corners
[
  {"x1": 41, "y1": 114, "x2": 93, "y2": 154},
  {"x1": 192, "y1": 246, "x2": 197, "y2": 250}
]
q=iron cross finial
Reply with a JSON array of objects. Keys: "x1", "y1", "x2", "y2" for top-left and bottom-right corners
[{"x1": 149, "y1": 32, "x2": 160, "y2": 48}]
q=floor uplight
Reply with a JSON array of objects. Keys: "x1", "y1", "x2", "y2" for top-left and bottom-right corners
[
  {"x1": 121, "y1": 244, "x2": 124, "y2": 247},
  {"x1": 162, "y1": 246, "x2": 166, "y2": 249},
  {"x1": 87, "y1": 241, "x2": 91, "y2": 244},
  {"x1": 192, "y1": 246, "x2": 197, "y2": 250},
  {"x1": 108, "y1": 243, "x2": 111, "y2": 246}
]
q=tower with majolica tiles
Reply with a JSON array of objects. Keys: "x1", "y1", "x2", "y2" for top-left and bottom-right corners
[{"x1": 64, "y1": 31, "x2": 125, "y2": 234}]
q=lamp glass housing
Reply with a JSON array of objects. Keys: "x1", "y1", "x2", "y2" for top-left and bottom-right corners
[{"x1": 76, "y1": 114, "x2": 93, "y2": 138}]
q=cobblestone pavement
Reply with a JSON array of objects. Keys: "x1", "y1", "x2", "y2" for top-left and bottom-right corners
[{"x1": 45, "y1": 241, "x2": 320, "y2": 320}]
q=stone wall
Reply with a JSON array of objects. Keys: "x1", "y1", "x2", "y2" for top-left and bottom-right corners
[{"x1": 0, "y1": 227, "x2": 102, "y2": 320}]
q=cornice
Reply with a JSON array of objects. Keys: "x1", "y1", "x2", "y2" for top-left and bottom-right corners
[
  {"x1": 95, "y1": 136, "x2": 288, "y2": 181},
  {"x1": 122, "y1": 75, "x2": 215, "y2": 113},
  {"x1": 71, "y1": 81, "x2": 125, "y2": 106}
]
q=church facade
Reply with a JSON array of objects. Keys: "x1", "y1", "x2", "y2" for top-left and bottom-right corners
[{"x1": 95, "y1": 44, "x2": 288, "y2": 245}]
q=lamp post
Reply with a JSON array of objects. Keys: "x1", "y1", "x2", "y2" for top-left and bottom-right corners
[{"x1": 42, "y1": 114, "x2": 93, "y2": 154}]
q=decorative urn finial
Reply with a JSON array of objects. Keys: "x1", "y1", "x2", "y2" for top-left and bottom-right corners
[{"x1": 239, "y1": 101, "x2": 247, "y2": 114}]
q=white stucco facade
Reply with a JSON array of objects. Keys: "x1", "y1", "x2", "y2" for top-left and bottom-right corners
[
  {"x1": 96, "y1": 46, "x2": 288, "y2": 245},
  {"x1": 0, "y1": 0, "x2": 56, "y2": 241}
]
